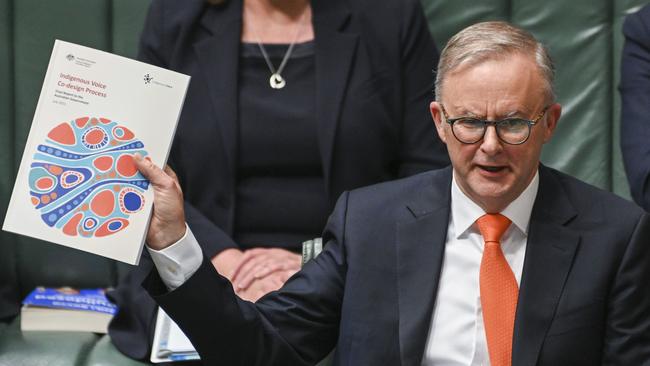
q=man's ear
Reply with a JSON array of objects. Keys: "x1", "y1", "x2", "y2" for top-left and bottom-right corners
[
  {"x1": 430, "y1": 101, "x2": 448, "y2": 144},
  {"x1": 542, "y1": 103, "x2": 562, "y2": 143}
]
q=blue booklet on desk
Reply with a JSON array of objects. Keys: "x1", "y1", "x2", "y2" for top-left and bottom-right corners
[
  {"x1": 21, "y1": 287, "x2": 117, "y2": 333},
  {"x1": 23, "y1": 287, "x2": 117, "y2": 314}
]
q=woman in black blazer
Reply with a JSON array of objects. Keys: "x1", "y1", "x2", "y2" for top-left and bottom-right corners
[{"x1": 108, "y1": 0, "x2": 449, "y2": 360}]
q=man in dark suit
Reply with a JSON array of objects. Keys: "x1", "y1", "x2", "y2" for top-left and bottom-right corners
[{"x1": 136, "y1": 21, "x2": 650, "y2": 365}]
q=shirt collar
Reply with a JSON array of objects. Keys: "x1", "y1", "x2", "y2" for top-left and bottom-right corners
[{"x1": 450, "y1": 170, "x2": 540, "y2": 238}]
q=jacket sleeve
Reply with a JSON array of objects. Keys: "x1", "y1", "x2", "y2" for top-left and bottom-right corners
[
  {"x1": 143, "y1": 192, "x2": 352, "y2": 366},
  {"x1": 620, "y1": 5, "x2": 650, "y2": 212},
  {"x1": 602, "y1": 213, "x2": 650, "y2": 364},
  {"x1": 396, "y1": 0, "x2": 449, "y2": 177}
]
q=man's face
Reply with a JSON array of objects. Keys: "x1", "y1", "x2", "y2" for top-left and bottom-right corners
[{"x1": 431, "y1": 53, "x2": 562, "y2": 212}]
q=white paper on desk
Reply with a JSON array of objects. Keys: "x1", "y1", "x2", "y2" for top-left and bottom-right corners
[
  {"x1": 151, "y1": 307, "x2": 199, "y2": 363},
  {"x1": 2, "y1": 40, "x2": 189, "y2": 265}
]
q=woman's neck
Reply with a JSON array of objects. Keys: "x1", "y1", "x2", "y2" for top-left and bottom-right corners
[{"x1": 242, "y1": 0, "x2": 314, "y2": 43}]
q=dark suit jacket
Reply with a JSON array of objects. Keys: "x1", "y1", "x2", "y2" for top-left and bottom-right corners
[
  {"x1": 109, "y1": 0, "x2": 449, "y2": 359},
  {"x1": 621, "y1": 4, "x2": 650, "y2": 212},
  {"x1": 145, "y1": 165, "x2": 650, "y2": 365}
]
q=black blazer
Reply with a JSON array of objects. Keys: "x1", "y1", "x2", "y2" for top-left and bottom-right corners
[
  {"x1": 621, "y1": 4, "x2": 650, "y2": 212},
  {"x1": 109, "y1": 0, "x2": 449, "y2": 359},
  {"x1": 146, "y1": 165, "x2": 650, "y2": 365}
]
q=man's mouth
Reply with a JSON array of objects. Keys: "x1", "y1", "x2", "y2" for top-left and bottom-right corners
[{"x1": 477, "y1": 164, "x2": 507, "y2": 173}]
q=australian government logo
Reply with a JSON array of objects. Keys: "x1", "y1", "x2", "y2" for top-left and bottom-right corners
[
  {"x1": 143, "y1": 73, "x2": 173, "y2": 89},
  {"x1": 64, "y1": 53, "x2": 96, "y2": 69}
]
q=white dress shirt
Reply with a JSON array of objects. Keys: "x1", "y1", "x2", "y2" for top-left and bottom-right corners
[
  {"x1": 421, "y1": 171, "x2": 539, "y2": 366},
  {"x1": 148, "y1": 170, "x2": 539, "y2": 364}
]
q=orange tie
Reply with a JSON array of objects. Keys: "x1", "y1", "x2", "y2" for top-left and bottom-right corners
[{"x1": 477, "y1": 213, "x2": 518, "y2": 366}]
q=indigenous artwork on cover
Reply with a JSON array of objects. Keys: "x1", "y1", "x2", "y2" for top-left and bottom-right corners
[{"x1": 29, "y1": 117, "x2": 149, "y2": 238}]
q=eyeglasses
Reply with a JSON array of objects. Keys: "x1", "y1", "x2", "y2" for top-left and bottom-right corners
[{"x1": 440, "y1": 104, "x2": 548, "y2": 145}]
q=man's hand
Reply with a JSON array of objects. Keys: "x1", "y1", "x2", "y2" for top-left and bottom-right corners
[
  {"x1": 230, "y1": 248, "x2": 301, "y2": 291},
  {"x1": 133, "y1": 154, "x2": 186, "y2": 250}
]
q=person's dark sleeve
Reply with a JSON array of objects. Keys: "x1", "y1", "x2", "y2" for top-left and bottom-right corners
[
  {"x1": 137, "y1": 0, "x2": 237, "y2": 257},
  {"x1": 621, "y1": 5, "x2": 650, "y2": 212},
  {"x1": 602, "y1": 213, "x2": 650, "y2": 364},
  {"x1": 143, "y1": 192, "x2": 351, "y2": 366},
  {"x1": 396, "y1": 0, "x2": 449, "y2": 177}
]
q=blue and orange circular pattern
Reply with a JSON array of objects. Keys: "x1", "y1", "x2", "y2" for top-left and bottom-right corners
[{"x1": 29, "y1": 117, "x2": 149, "y2": 238}]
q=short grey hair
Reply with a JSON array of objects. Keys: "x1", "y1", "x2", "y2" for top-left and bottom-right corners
[{"x1": 435, "y1": 21, "x2": 555, "y2": 104}]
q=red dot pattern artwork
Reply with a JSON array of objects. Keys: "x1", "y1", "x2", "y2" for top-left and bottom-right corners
[{"x1": 29, "y1": 117, "x2": 149, "y2": 238}]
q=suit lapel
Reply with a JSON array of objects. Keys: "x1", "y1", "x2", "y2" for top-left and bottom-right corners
[
  {"x1": 512, "y1": 166, "x2": 580, "y2": 366},
  {"x1": 397, "y1": 168, "x2": 452, "y2": 366},
  {"x1": 312, "y1": 0, "x2": 358, "y2": 196},
  {"x1": 193, "y1": 1, "x2": 242, "y2": 177}
]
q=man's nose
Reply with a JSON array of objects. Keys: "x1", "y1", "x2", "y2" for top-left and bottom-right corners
[{"x1": 479, "y1": 125, "x2": 503, "y2": 155}]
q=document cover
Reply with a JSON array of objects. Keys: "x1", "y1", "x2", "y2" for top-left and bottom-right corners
[{"x1": 3, "y1": 40, "x2": 190, "y2": 265}]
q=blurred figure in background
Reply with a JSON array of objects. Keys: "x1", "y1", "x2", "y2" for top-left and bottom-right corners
[{"x1": 621, "y1": 4, "x2": 650, "y2": 212}]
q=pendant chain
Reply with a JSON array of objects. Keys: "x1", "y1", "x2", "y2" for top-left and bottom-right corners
[{"x1": 249, "y1": 8, "x2": 308, "y2": 89}]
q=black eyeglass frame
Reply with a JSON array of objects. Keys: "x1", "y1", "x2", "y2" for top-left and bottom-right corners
[{"x1": 439, "y1": 104, "x2": 549, "y2": 145}]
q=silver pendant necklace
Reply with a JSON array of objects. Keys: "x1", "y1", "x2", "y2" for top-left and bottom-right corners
[
  {"x1": 251, "y1": 10, "x2": 307, "y2": 90},
  {"x1": 256, "y1": 42, "x2": 293, "y2": 89}
]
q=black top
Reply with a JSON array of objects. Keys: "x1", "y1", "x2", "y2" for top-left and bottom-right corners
[{"x1": 235, "y1": 41, "x2": 327, "y2": 250}]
